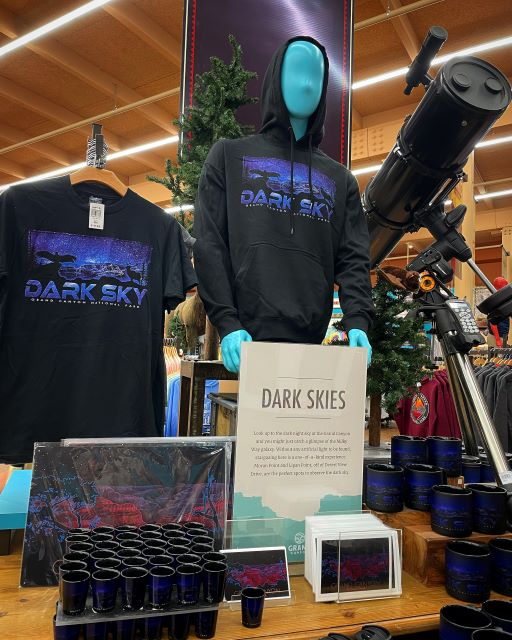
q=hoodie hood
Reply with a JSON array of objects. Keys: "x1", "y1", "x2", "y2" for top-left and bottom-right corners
[{"x1": 259, "y1": 35, "x2": 329, "y2": 147}]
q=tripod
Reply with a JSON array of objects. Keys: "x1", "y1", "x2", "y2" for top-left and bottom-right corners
[{"x1": 407, "y1": 204, "x2": 512, "y2": 495}]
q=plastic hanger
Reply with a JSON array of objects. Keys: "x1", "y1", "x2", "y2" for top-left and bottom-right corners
[{"x1": 69, "y1": 166, "x2": 128, "y2": 197}]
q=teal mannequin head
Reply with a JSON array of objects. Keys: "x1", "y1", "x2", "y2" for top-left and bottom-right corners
[{"x1": 281, "y1": 40, "x2": 325, "y2": 141}]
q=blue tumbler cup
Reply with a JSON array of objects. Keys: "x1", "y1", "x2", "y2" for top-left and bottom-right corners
[
  {"x1": 61, "y1": 569, "x2": 90, "y2": 616},
  {"x1": 482, "y1": 600, "x2": 512, "y2": 633},
  {"x1": 439, "y1": 605, "x2": 491, "y2": 640},
  {"x1": 462, "y1": 456, "x2": 481, "y2": 484},
  {"x1": 466, "y1": 484, "x2": 507, "y2": 535},
  {"x1": 91, "y1": 568, "x2": 119, "y2": 613},
  {"x1": 391, "y1": 435, "x2": 427, "y2": 468},
  {"x1": 427, "y1": 436, "x2": 462, "y2": 477},
  {"x1": 431, "y1": 485, "x2": 473, "y2": 537},
  {"x1": 490, "y1": 538, "x2": 512, "y2": 596},
  {"x1": 445, "y1": 540, "x2": 490, "y2": 603},
  {"x1": 365, "y1": 464, "x2": 404, "y2": 513},
  {"x1": 176, "y1": 563, "x2": 202, "y2": 605},
  {"x1": 404, "y1": 464, "x2": 445, "y2": 511},
  {"x1": 241, "y1": 587, "x2": 265, "y2": 628}
]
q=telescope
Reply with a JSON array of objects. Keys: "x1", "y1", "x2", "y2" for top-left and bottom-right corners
[{"x1": 362, "y1": 27, "x2": 512, "y2": 495}]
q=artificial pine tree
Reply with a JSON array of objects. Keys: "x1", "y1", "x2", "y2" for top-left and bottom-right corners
[
  {"x1": 366, "y1": 272, "x2": 431, "y2": 446},
  {"x1": 148, "y1": 35, "x2": 257, "y2": 233}
]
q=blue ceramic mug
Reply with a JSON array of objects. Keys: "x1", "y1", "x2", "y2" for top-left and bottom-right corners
[
  {"x1": 445, "y1": 540, "x2": 490, "y2": 603},
  {"x1": 439, "y1": 605, "x2": 492, "y2": 640},
  {"x1": 482, "y1": 600, "x2": 512, "y2": 633},
  {"x1": 404, "y1": 464, "x2": 446, "y2": 511},
  {"x1": 427, "y1": 436, "x2": 462, "y2": 477},
  {"x1": 466, "y1": 484, "x2": 508, "y2": 535},
  {"x1": 431, "y1": 485, "x2": 473, "y2": 537},
  {"x1": 479, "y1": 457, "x2": 497, "y2": 484},
  {"x1": 365, "y1": 464, "x2": 404, "y2": 513},
  {"x1": 391, "y1": 435, "x2": 427, "y2": 468},
  {"x1": 462, "y1": 456, "x2": 481, "y2": 484},
  {"x1": 490, "y1": 538, "x2": 512, "y2": 596}
]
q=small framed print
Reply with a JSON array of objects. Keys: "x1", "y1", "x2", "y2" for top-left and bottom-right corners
[
  {"x1": 315, "y1": 530, "x2": 399, "y2": 602},
  {"x1": 221, "y1": 546, "x2": 291, "y2": 602}
]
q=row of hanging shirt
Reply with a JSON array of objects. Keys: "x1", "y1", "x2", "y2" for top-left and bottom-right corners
[
  {"x1": 473, "y1": 347, "x2": 512, "y2": 452},
  {"x1": 394, "y1": 370, "x2": 461, "y2": 438}
]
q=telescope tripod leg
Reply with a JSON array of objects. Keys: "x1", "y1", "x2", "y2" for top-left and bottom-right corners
[{"x1": 439, "y1": 345, "x2": 512, "y2": 493}]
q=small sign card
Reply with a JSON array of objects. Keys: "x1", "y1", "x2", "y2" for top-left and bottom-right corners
[
  {"x1": 233, "y1": 342, "x2": 367, "y2": 562},
  {"x1": 221, "y1": 546, "x2": 291, "y2": 601},
  {"x1": 305, "y1": 514, "x2": 402, "y2": 602}
]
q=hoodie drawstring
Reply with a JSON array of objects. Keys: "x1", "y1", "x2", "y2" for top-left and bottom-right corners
[
  {"x1": 308, "y1": 133, "x2": 313, "y2": 201},
  {"x1": 308, "y1": 133, "x2": 314, "y2": 206},
  {"x1": 288, "y1": 131, "x2": 314, "y2": 236},
  {"x1": 289, "y1": 127, "x2": 295, "y2": 235}
]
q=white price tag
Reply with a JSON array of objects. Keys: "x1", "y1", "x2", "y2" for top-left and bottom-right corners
[
  {"x1": 499, "y1": 470, "x2": 512, "y2": 485},
  {"x1": 89, "y1": 201, "x2": 105, "y2": 230}
]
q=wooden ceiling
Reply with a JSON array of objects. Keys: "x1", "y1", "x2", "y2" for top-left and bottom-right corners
[{"x1": 0, "y1": 0, "x2": 510, "y2": 253}]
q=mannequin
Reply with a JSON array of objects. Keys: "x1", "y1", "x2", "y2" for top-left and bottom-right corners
[
  {"x1": 194, "y1": 36, "x2": 374, "y2": 374},
  {"x1": 219, "y1": 40, "x2": 372, "y2": 372}
]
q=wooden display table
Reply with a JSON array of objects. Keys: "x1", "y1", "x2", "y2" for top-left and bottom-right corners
[{"x1": 1, "y1": 532, "x2": 507, "y2": 640}]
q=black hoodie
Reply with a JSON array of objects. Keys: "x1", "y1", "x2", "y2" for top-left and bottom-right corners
[{"x1": 194, "y1": 36, "x2": 374, "y2": 344}]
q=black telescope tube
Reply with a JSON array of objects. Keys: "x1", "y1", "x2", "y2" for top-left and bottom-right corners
[{"x1": 364, "y1": 56, "x2": 511, "y2": 269}]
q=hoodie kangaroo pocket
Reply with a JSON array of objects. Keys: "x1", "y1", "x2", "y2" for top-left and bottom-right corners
[{"x1": 235, "y1": 243, "x2": 330, "y2": 332}]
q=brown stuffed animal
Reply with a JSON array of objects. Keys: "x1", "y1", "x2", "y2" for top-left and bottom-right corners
[{"x1": 378, "y1": 266, "x2": 420, "y2": 292}]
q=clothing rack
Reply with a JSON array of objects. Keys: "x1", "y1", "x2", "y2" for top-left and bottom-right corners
[{"x1": 490, "y1": 347, "x2": 512, "y2": 358}]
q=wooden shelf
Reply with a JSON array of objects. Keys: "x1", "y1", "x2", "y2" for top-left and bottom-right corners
[{"x1": 1, "y1": 532, "x2": 509, "y2": 640}]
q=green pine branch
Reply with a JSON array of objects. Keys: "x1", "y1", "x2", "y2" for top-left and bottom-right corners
[
  {"x1": 148, "y1": 35, "x2": 258, "y2": 232},
  {"x1": 366, "y1": 275, "x2": 431, "y2": 415}
]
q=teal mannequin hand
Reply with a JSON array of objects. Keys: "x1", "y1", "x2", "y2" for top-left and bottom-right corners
[
  {"x1": 221, "y1": 330, "x2": 253, "y2": 373},
  {"x1": 348, "y1": 329, "x2": 372, "y2": 367}
]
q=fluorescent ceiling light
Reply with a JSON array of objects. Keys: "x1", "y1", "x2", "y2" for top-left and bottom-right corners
[
  {"x1": 165, "y1": 205, "x2": 194, "y2": 214},
  {"x1": 475, "y1": 188, "x2": 512, "y2": 201},
  {"x1": 108, "y1": 136, "x2": 178, "y2": 160},
  {"x1": 353, "y1": 34, "x2": 512, "y2": 90},
  {"x1": 0, "y1": 0, "x2": 113, "y2": 59},
  {"x1": 352, "y1": 164, "x2": 382, "y2": 176},
  {"x1": 0, "y1": 135, "x2": 178, "y2": 192},
  {"x1": 476, "y1": 135, "x2": 512, "y2": 149}
]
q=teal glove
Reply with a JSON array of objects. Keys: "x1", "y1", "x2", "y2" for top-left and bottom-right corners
[
  {"x1": 221, "y1": 330, "x2": 253, "y2": 373},
  {"x1": 348, "y1": 329, "x2": 372, "y2": 367}
]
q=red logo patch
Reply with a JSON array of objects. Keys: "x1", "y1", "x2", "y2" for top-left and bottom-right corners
[{"x1": 411, "y1": 391, "x2": 429, "y2": 424}]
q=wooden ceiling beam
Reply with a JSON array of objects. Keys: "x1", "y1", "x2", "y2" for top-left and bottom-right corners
[
  {"x1": 0, "y1": 123, "x2": 72, "y2": 166},
  {"x1": 30, "y1": 39, "x2": 174, "y2": 133},
  {"x1": 0, "y1": 76, "x2": 123, "y2": 150},
  {"x1": 352, "y1": 108, "x2": 363, "y2": 130},
  {"x1": 0, "y1": 156, "x2": 27, "y2": 180},
  {"x1": 379, "y1": 0, "x2": 420, "y2": 61},
  {"x1": 474, "y1": 165, "x2": 487, "y2": 195},
  {"x1": 103, "y1": 2, "x2": 181, "y2": 67},
  {"x1": 0, "y1": 77, "x2": 165, "y2": 173},
  {"x1": 0, "y1": 7, "x2": 174, "y2": 134},
  {"x1": 0, "y1": 6, "x2": 17, "y2": 38}
]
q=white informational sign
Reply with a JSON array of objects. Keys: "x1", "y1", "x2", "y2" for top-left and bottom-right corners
[{"x1": 233, "y1": 342, "x2": 367, "y2": 562}]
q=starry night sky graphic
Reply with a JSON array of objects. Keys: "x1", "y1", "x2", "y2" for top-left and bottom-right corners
[
  {"x1": 28, "y1": 230, "x2": 152, "y2": 283},
  {"x1": 242, "y1": 156, "x2": 336, "y2": 202}
]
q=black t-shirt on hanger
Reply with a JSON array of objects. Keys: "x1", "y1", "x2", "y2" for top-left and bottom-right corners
[{"x1": 0, "y1": 176, "x2": 197, "y2": 464}]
